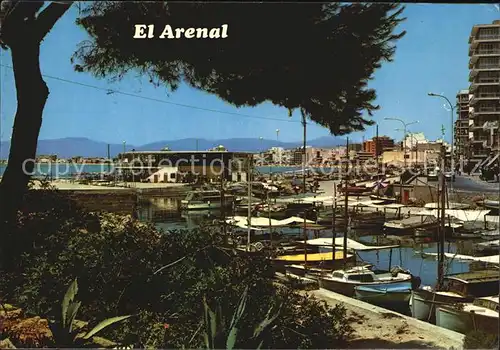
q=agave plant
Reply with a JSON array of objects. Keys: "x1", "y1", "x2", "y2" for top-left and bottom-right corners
[
  {"x1": 201, "y1": 286, "x2": 281, "y2": 350},
  {"x1": 49, "y1": 278, "x2": 131, "y2": 347}
]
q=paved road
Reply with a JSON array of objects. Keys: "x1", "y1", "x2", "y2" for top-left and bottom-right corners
[{"x1": 450, "y1": 175, "x2": 499, "y2": 194}]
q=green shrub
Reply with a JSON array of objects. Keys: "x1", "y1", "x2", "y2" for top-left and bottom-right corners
[{"x1": 1, "y1": 188, "x2": 353, "y2": 348}]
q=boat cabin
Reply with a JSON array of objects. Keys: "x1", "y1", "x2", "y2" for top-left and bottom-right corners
[
  {"x1": 441, "y1": 270, "x2": 499, "y2": 298},
  {"x1": 184, "y1": 190, "x2": 232, "y2": 202},
  {"x1": 471, "y1": 296, "x2": 499, "y2": 313},
  {"x1": 330, "y1": 265, "x2": 379, "y2": 282}
]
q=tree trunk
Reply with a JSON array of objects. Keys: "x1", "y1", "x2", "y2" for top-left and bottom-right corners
[{"x1": 0, "y1": 40, "x2": 49, "y2": 229}]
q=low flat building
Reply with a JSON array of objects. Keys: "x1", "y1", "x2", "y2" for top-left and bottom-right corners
[{"x1": 118, "y1": 150, "x2": 251, "y2": 182}]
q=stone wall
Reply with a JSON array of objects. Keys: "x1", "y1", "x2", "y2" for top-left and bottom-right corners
[{"x1": 65, "y1": 191, "x2": 137, "y2": 215}]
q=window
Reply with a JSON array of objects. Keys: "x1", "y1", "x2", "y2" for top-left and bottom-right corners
[
  {"x1": 332, "y1": 272, "x2": 344, "y2": 279},
  {"x1": 347, "y1": 274, "x2": 374, "y2": 282}
]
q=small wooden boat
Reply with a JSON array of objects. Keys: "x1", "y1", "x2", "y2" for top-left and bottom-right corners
[
  {"x1": 435, "y1": 296, "x2": 499, "y2": 335},
  {"x1": 369, "y1": 195, "x2": 397, "y2": 204},
  {"x1": 354, "y1": 283, "x2": 412, "y2": 305},
  {"x1": 410, "y1": 269, "x2": 500, "y2": 323},
  {"x1": 318, "y1": 265, "x2": 416, "y2": 297}
]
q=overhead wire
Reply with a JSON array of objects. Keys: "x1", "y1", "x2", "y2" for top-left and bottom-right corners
[{"x1": 0, "y1": 63, "x2": 302, "y2": 124}]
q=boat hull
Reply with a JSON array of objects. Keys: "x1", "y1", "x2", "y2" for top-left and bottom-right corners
[
  {"x1": 319, "y1": 275, "x2": 411, "y2": 297},
  {"x1": 354, "y1": 285, "x2": 411, "y2": 305},
  {"x1": 436, "y1": 305, "x2": 499, "y2": 335},
  {"x1": 410, "y1": 288, "x2": 470, "y2": 324}
]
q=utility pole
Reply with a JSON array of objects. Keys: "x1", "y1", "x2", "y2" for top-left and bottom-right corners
[{"x1": 343, "y1": 137, "x2": 349, "y2": 268}]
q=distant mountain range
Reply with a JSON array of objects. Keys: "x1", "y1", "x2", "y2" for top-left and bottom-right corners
[{"x1": 0, "y1": 136, "x2": 349, "y2": 159}]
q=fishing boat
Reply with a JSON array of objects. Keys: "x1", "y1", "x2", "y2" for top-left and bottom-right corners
[
  {"x1": 318, "y1": 265, "x2": 417, "y2": 297},
  {"x1": 435, "y1": 296, "x2": 499, "y2": 335},
  {"x1": 477, "y1": 200, "x2": 499, "y2": 211},
  {"x1": 384, "y1": 215, "x2": 438, "y2": 235},
  {"x1": 480, "y1": 230, "x2": 500, "y2": 240},
  {"x1": 474, "y1": 240, "x2": 500, "y2": 255},
  {"x1": 180, "y1": 189, "x2": 240, "y2": 210},
  {"x1": 410, "y1": 269, "x2": 500, "y2": 323},
  {"x1": 354, "y1": 283, "x2": 413, "y2": 305}
]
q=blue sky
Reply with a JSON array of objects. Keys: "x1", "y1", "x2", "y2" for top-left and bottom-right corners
[{"x1": 0, "y1": 3, "x2": 499, "y2": 146}]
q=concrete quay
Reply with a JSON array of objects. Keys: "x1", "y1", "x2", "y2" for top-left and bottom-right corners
[{"x1": 304, "y1": 288, "x2": 465, "y2": 349}]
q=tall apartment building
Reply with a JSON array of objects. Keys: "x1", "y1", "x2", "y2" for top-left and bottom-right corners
[
  {"x1": 468, "y1": 20, "x2": 500, "y2": 165},
  {"x1": 454, "y1": 89, "x2": 471, "y2": 160}
]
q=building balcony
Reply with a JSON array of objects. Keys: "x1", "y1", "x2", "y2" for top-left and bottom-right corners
[
  {"x1": 469, "y1": 65, "x2": 500, "y2": 80},
  {"x1": 469, "y1": 93, "x2": 500, "y2": 105},
  {"x1": 469, "y1": 49, "x2": 500, "y2": 67},
  {"x1": 469, "y1": 78, "x2": 500, "y2": 91},
  {"x1": 469, "y1": 34, "x2": 500, "y2": 45}
]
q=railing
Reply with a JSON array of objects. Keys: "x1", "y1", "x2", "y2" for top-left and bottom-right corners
[
  {"x1": 475, "y1": 93, "x2": 500, "y2": 98},
  {"x1": 474, "y1": 77, "x2": 500, "y2": 84},
  {"x1": 471, "y1": 49, "x2": 500, "y2": 55},
  {"x1": 477, "y1": 34, "x2": 500, "y2": 40},
  {"x1": 477, "y1": 107, "x2": 500, "y2": 112},
  {"x1": 476, "y1": 64, "x2": 500, "y2": 69}
]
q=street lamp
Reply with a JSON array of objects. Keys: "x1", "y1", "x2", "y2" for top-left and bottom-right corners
[
  {"x1": 384, "y1": 117, "x2": 419, "y2": 168},
  {"x1": 427, "y1": 92, "x2": 456, "y2": 170}
]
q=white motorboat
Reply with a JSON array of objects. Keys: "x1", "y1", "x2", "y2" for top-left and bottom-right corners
[
  {"x1": 180, "y1": 189, "x2": 240, "y2": 210},
  {"x1": 410, "y1": 269, "x2": 499, "y2": 324},
  {"x1": 436, "y1": 296, "x2": 499, "y2": 335},
  {"x1": 318, "y1": 265, "x2": 417, "y2": 297}
]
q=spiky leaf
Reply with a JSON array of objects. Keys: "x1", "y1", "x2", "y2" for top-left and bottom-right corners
[
  {"x1": 229, "y1": 286, "x2": 248, "y2": 330},
  {"x1": 226, "y1": 326, "x2": 238, "y2": 350},
  {"x1": 253, "y1": 305, "x2": 281, "y2": 339},
  {"x1": 62, "y1": 278, "x2": 78, "y2": 329},
  {"x1": 82, "y1": 315, "x2": 131, "y2": 340},
  {"x1": 66, "y1": 300, "x2": 81, "y2": 333}
]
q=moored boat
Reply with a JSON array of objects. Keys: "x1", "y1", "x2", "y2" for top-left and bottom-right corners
[
  {"x1": 318, "y1": 265, "x2": 417, "y2": 297},
  {"x1": 410, "y1": 269, "x2": 499, "y2": 323},
  {"x1": 180, "y1": 189, "x2": 239, "y2": 210},
  {"x1": 435, "y1": 296, "x2": 499, "y2": 335}
]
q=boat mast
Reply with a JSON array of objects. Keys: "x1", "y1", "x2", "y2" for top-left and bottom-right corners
[
  {"x1": 268, "y1": 189, "x2": 272, "y2": 251},
  {"x1": 247, "y1": 154, "x2": 253, "y2": 251},
  {"x1": 302, "y1": 109, "x2": 308, "y2": 269},
  {"x1": 343, "y1": 137, "x2": 349, "y2": 268},
  {"x1": 332, "y1": 184, "x2": 337, "y2": 263},
  {"x1": 437, "y1": 144, "x2": 446, "y2": 287},
  {"x1": 220, "y1": 153, "x2": 226, "y2": 243}
]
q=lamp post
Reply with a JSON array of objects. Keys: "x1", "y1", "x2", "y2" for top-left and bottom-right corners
[
  {"x1": 427, "y1": 92, "x2": 457, "y2": 171},
  {"x1": 384, "y1": 118, "x2": 419, "y2": 168}
]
